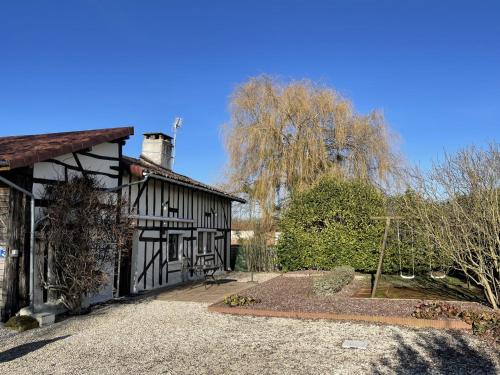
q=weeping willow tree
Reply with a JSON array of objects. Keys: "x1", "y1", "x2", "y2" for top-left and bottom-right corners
[{"x1": 224, "y1": 76, "x2": 397, "y2": 223}]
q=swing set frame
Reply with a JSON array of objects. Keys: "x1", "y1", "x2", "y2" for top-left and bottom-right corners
[
  {"x1": 371, "y1": 216, "x2": 400, "y2": 298},
  {"x1": 370, "y1": 216, "x2": 448, "y2": 298}
]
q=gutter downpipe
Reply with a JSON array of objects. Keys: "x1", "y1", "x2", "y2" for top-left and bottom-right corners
[{"x1": 0, "y1": 175, "x2": 35, "y2": 310}]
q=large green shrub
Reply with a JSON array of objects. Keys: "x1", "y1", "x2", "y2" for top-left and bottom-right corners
[{"x1": 277, "y1": 178, "x2": 397, "y2": 272}]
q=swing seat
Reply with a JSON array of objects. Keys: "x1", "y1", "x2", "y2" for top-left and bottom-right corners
[
  {"x1": 399, "y1": 272, "x2": 415, "y2": 280},
  {"x1": 430, "y1": 271, "x2": 446, "y2": 279}
]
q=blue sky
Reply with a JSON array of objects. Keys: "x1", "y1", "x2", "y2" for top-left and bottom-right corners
[{"x1": 1, "y1": 1, "x2": 499, "y2": 184}]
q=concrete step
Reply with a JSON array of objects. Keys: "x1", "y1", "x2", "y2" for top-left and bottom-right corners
[
  {"x1": 19, "y1": 307, "x2": 56, "y2": 327},
  {"x1": 33, "y1": 312, "x2": 56, "y2": 327}
]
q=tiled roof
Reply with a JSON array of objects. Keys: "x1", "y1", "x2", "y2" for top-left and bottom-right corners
[
  {"x1": 122, "y1": 156, "x2": 246, "y2": 203},
  {"x1": 0, "y1": 127, "x2": 134, "y2": 170}
]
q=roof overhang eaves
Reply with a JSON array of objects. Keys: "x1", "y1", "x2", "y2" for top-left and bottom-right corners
[
  {"x1": 146, "y1": 172, "x2": 246, "y2": 204},
  {"x1": 0, "y1": 127, "x2": 134, "y2": 171},
  {"x1": 122, "y1": 155, "x2": 246, "y2": 204}
]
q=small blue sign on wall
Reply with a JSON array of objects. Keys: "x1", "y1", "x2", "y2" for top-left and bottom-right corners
[{"x1": 0, "y1": 247, "x2": 6, "y2": 258}]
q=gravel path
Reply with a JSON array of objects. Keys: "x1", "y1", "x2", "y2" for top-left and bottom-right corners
[
  {"x1": 0, "y1": 300, "x2": 498, "y2": 374},
  {"x1": 0, "y1": 322, "x2": 17, "y2": 341}
]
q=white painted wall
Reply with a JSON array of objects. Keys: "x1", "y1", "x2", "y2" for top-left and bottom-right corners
[{"x1": 31, "y1": 142, "x2": 121, "y2": 309}]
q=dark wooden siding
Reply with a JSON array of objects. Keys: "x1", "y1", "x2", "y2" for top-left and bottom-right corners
[
  {"x1": 0, "y1": 186, "x2": 9, "y2": 307},
  {"x1": 0, "y1": 186, "x2": 9, "y2": 245},
  {"x1": 0, "y1": 170, "x2": 32, "y2": 321}
]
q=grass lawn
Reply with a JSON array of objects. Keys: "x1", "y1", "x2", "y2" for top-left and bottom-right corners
[{"x1": 353, "y1": 273, "x2": 485, "y2": 303}]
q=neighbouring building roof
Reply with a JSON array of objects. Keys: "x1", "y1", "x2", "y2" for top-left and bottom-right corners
[
  {"x1": 122, "y1": 155, "x2": 246, "y2": 203},
  {"x1": 0, "y1": 127, "x2": 134, "y2": 171}
]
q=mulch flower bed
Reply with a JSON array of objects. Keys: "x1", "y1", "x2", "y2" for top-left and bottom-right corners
[{"x1": 211, "y1": 276, "x2": 491, "y2": 322}]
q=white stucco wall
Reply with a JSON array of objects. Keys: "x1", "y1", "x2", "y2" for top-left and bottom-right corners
[{"x1": 32, "y1": 142, "x2": 120, "y2": 309}]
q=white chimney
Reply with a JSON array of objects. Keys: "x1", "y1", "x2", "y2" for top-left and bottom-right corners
[{"x1": 140, "y1": 132, "x2": 174, "y2": 170}]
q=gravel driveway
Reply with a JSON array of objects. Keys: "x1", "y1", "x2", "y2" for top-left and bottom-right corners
[{"x1": 0, "y1": 299, "x2": 498, "y2": 374}]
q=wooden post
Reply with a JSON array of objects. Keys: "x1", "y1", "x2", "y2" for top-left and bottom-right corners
[{"x1": 371, "y1": 217, "x2": 391, "y2": 298}]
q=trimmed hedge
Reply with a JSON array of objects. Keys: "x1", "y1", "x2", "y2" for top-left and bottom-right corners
[
  {"x1": 313, "y1": 266, "x2": 355, "y2": 296},
  {"x1": 277, "y1": 178, "x2": 399, "y2": 272}
]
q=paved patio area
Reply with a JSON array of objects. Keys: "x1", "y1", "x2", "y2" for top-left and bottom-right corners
[
  {"x1": 155, "y1": 272, "x2": 279, "y2": 304},
  {"x1": 155, "y1": 280, "x2": 254, "y2": 303}
]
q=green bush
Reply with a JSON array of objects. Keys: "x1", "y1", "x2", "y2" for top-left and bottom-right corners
[
  {"x1": 223, "y1": 294, "x2": 261, "y2": 307},
  {"x1": 5, "y1": 315, "x2": 39, "y2": 332},
  {"x1": 313, "y1": 266, "x2": 355, "y2": 296},
  {"x1": 277, "y1": 178, "x2": 398, "y2": 272}
]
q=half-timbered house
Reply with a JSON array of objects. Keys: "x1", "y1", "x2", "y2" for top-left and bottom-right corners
[
  {"x1": 119, "y1": 133, "x2": 244, "y2": 294},
  {"x1": 0, "y1": 127, "x2": 243, "y2": 321}
]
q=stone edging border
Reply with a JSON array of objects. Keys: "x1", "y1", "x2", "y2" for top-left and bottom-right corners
[{"x1": 208, "y1": 305, "x2": 471, "y2": 331}]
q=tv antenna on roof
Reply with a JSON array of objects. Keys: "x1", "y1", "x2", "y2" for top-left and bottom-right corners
[{"x1": 171, "y1": 117, "x2": 183, "y2": 170}]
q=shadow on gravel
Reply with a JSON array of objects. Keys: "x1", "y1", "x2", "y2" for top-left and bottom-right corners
[
  {"x1": 0, "y1": 335, "x2": 70, "y2": 363},
  {"x1": 372, "y1": 331, "x2": 498, "y2": 375}
]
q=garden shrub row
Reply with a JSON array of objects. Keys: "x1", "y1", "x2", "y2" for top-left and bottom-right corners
[{"x1": 313, "y1": 266, "x2": 355, "y2": 296}]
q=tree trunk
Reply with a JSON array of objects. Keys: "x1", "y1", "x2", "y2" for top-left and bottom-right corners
[{"x1": 479, "y1": 275, "x2": 498, "y2": 310}]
